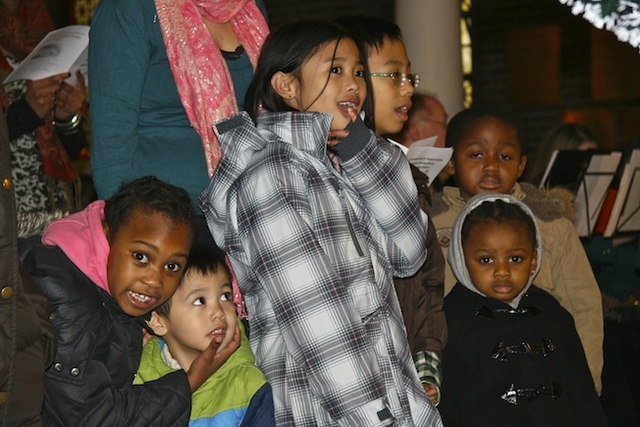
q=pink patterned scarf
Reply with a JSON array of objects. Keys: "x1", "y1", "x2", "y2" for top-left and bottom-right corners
[
  {"x1": 154, "y1": 0, "x2": 269, "y2": 177},
  {"x1": 155, "y1": 0, "x2": 267, "y2": 318}
]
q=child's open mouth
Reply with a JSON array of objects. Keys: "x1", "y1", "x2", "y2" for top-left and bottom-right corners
[
  {"x1": 396, "y1": 106, "x2": 409, "y2": 121},
  {"x1": 338, "y1": 101, "x2": 358, "y2": 119},
  {"x1": 338, "y1": 101, "x2": 357, "y2": 109},
  {"x1": 127, "y1": 290, "x2": 157, "y2": 309},
  {"x1": 208, "y1": 327, "x2": 227, "y2": 338}
]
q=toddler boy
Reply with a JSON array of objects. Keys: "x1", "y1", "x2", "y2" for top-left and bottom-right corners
[{"x1": 136, "y1": 243, "x2": 275, "y2": 426}]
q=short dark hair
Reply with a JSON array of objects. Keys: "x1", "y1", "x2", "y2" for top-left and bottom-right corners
[
  {"x1": 154, "y1": 242, "x2": 231, "y2": 317},
  {"x1": 335, "y1": 15, "x2": 402, "y2": 57},
  {"x1": 245, "y1": 20, "x2": 372, "y2": 125},
  {"x1": 103, "y1": 176, "x2": 196, "y2": 240},
  {"x1": 461, "y1": 199, "x2": 537, "y2": 249},
  {"x1": 445, "y1": 107, "x2": 524, "y2": 149}
]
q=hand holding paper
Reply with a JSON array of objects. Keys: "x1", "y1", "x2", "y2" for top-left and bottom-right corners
[
  {"x1": 24, "y1": 73, "x2": 68, "y2": 118},
  {"x1": 405, "y1": 137, "x2": 453, "y2": 187},
  {"x1": 54, "y1": 71, "x2": 86, "y2": 121}
]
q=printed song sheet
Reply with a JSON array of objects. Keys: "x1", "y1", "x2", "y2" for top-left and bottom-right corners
[
  {"x1": 405, "y1": 137, "x2": 453, "y2": 187},
  {"x1": 3, "y1": 25, "x2": 89, "y2": 86}
]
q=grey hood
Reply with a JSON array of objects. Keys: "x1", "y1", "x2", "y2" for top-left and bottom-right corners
[{"x1": 448, "y1": 193, "x2": 543, "y2": 308}]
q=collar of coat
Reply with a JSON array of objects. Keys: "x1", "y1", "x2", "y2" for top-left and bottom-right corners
[{"x1": 431, "y1": 182, "x2": 574, "y2": 223}]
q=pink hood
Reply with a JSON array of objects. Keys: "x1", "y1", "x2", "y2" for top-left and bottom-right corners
[{"x1": 42, "y1": 200, "x2": 111, "y2": 294}]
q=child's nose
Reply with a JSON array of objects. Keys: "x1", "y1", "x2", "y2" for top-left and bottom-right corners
[
  {"x1": 483, "y1": 156, "x2": 500, "y2": 171},
  {"x1": 401, "y1": 80, "x2": 414, "y2": 97},
  {"x1": 346, "y1": 75, "x2": 361, "y2": 94},
  {"x1": 210, "y1": 304, "x2": 226, "y2": 320},
  {"x1": 142, "y1": 267, "x2": 162, "y2": 287},
  {"x1": 494, "y1": 262, "x2": 511, "y2": 277}
]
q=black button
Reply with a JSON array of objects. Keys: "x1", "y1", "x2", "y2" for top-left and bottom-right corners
[{"x1": 377, "y1": 407, "x2": 392, "y2": 421}]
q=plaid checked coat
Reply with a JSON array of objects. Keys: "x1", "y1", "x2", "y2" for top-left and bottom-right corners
[{"x1": 201, "y1": 111, "x2": 443, "y2": 427}]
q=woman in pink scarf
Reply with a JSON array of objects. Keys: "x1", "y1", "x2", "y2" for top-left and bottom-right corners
[
  {"x1": 89, "y1": 0, "x2": 269, "y2": 208},
  {"x1": 89, "y1": 0, "x2": 269, "y2": 320}
]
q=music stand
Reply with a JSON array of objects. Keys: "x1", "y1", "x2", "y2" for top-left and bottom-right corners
[{"x1": 541, "y1": 149, "x2": 622, "y2": 238}]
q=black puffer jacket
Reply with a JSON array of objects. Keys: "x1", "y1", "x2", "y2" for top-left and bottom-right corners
[
  {"x1": 20, "y1": 241, "x2": 192, "y2": 426},
  {"x1": 0, "y1": 114, "x2": 56, "y2": 427}
]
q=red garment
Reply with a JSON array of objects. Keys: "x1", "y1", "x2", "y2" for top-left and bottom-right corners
[
  {"x1": 0, "y1": 0, "x2": 54, "y2": 61},
  {"x1": 0, "y1": 0, "x2": 54, "y2": 111}
]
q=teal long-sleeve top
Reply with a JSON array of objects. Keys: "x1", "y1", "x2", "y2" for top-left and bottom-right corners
[{"x1": 89, "y1": 0, "x2": 267, "y2": 208}]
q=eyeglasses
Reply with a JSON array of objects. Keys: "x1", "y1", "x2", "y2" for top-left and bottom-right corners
[{"x1": 368, "y1": 72, "x2": 420, "y2": 88}]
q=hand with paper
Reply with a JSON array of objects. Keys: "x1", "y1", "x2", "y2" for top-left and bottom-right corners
[
  {"x1": 53, "y1": 70, "x2": 86, "y2": 122},
  {"x1": 1, "y1": 1, "x2": 88, "y2": 228},
  {"x1": 405, "y1": 136, "x2": 453, "y2": 187},
  {"x1": 21, "y1": 69, "x2": 85, "y2": 123},
  {"x1": 3, "y1": 25, "x2": 89, "y2": 87},
  {"x1": 541, "y1": 149, "x2": 623, "y2": 238},
  {"x1": 23, "y1": 73, "x2": 68, "y2": 118}
]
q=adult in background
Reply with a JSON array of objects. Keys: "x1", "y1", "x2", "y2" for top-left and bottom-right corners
[
  {"x1": 395, "y1": 93, "x2": 448, "y2": 149},
  {"x1": 526, "y1": 122, "x2": 598, "y2": 186},
  {"x1": 0, "y1": 0, "x2": 87, "y2": 237},
  {"x1": 89, "y1": 0, "x2": 269, "y2": 208},
  {"x1": 393, "y1": 93, "x2": 452, "y2": 191}
]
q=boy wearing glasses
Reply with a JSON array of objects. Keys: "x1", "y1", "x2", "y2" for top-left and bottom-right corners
[{"x1": 338, "y1": 15, "x2": 447, "y2": 406}]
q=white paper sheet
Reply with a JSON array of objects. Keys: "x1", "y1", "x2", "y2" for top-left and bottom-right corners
[
  {"x1": 3, "y1": 25, "x2": 89, "y2": 86},
  {"x1": 406, "y1": 137, "x2": 453, "y2": 187}
]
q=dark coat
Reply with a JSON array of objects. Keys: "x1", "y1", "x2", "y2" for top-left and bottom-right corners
[
  {"x1": 20, "y1": 241, "x2": 192, "y2": 426},
  {"x1": 394, "y1": 164, "x2": 447, "y2": 357},
  {"x1": 440, "y1": 284, "x2": 607, "y2": 427},
  {"x1": 0, "y1": 114, "x2": 56, "y2": 427}
]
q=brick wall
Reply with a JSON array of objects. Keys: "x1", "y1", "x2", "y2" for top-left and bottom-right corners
[
  {"x1": 471, "y1": 0, "x2": 640, "y2": 169},
  {"x1": 263, "y1": 0, "x2": 394, "y2": 29}
]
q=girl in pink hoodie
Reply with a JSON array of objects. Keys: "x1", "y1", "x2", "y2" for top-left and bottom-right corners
[{"x1": 20, "y1": 175, "x2": 240, "y2": 426}]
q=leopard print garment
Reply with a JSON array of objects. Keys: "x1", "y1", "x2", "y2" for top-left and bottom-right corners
[
  {"x1": 9, "y1": 129, "x2": 74, "y2": 213},
  {"x1": 4, "y1": 76, "x2": 79, "y2": 236}
]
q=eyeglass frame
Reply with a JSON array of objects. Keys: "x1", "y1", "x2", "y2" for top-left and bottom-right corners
[{"x1": 368, "y1": 72, "x2": 420, "y2": 88}]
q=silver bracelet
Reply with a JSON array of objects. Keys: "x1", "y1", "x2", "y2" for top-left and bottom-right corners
[{"x1": 53, "y1": 111, "x2": 82, "y2": 131}]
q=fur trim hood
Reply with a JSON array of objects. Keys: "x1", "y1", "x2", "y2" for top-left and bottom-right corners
[
  {"x1": 517, "y1": 182, "x2": 574, "y2": 222},
  {"x1": 432, "y1": 182, "x2": 575, "y2": 223}
]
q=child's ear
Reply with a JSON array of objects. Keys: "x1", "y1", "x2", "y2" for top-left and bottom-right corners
[
  {"x1": 444, "y1": 157, "x2": 455, "y2": 176},
  {"x1": 102, "y1": 221, "x2": 110, "y2": 242},
  {"x1": 530, "y1": 249, "x2": 538, "y2": 274},
  {"x1": 517, "y1": 155, "x2": 528, "y2": 179},
  {"x1": 146, "y1": 312, "x2": 168, "y2": 337},
  {"x1": 271, "y1": 71, "x2": 298, "y2": 107}
]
